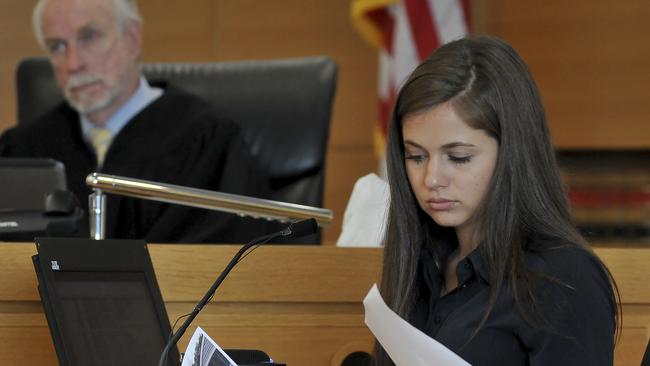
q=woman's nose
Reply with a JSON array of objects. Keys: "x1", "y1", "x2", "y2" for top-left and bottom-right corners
[{"x1": 424, "y1": 159, "x2": 449, "y2": 189}]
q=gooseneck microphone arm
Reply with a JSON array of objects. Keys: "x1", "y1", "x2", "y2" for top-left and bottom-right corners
[
  {"x1": 158, "y1": 218, "x2": 318, "y2": 366},
  {"x1": 86, "y1": 173, "x2": 332, "y2": 240}
]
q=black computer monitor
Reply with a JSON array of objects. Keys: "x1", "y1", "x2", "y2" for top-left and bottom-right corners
[
  {"x1": 0, "y1": 158, "x2": 66, "y2": 211},
  {"x1": 32, "y1": 237, "x2": 180, "y2": 366},
  {"x1": 0, "y1": 158, "x2": 82, "y2": 240}
]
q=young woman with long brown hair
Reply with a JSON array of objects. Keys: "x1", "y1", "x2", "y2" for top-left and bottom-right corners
[{"x1": 376, "y1": 35, "x2": 618, "y2": 365}]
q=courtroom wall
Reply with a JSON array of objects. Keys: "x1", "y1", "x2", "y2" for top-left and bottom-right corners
[{"x1": 473, "y1": 0, "x2": 650, "y2": 149}]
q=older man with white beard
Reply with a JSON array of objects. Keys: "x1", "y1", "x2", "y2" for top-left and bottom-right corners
[{"x1": 0, "y1": 0, "x2": 274, "y2": 243}]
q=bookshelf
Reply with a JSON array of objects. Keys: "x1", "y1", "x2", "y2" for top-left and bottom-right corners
[{"x1": 559, "y1": 150, "x2": 649, "y2": 245}]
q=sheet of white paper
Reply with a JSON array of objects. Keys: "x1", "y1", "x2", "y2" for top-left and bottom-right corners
[
  {"x1": 181, "y1": 326, "x2": 238, "y2": 366},
  {"x1": 363, "y1": 283, "x2": 471, "y2": 366}
]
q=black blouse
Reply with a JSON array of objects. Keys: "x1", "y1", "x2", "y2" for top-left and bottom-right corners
[{"x1": 409, "y1": 244, "x2": 616, "y2": 365}]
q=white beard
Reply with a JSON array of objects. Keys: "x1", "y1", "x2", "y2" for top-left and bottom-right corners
[{"x1": 64, "y1": 74, "x2": 115, "y2": 115}]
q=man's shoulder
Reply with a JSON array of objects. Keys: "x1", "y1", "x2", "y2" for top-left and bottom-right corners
[
  {"x1": 139, "y1": 85, "x2": 240, "y2": 134},
  {"x1": 150, "y1": 85, "x2": 215, "y2": 115},
  {"x1": 2, "y1": 103, "x2": 77, "y2": 142},
  {"x1": 0, "y1": 103, "x2": 83, "y2": 158},
  {"x1": 108, "y1": 85, "x2": 243, "y2": 158}
]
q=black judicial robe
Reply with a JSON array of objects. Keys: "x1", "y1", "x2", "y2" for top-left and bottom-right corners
[{"x1": 0, "y1": 86, "x2": 278, "y2": 243}]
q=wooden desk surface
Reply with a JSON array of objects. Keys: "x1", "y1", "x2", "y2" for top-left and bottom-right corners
[{"x1": 0, "y1": 243, "x2": 647, "y2": 365}]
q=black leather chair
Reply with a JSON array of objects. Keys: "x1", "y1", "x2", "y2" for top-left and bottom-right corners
[{"x1": 15, "y1": 56, "x2": 337, "y2": 243}]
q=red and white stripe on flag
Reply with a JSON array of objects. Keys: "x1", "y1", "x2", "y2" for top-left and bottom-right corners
[{"x1": 351, "y1": 0, "x2": 470, "y2": 171}]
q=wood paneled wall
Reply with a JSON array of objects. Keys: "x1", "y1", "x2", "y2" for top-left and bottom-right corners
[
  {"x1": 474, "y1": 0, "x2": 650, "y2": 149},
  {"x1": 1, "y1": 1, "x2": 648, "y2": 244}
]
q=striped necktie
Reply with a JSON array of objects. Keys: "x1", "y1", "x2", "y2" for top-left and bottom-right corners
[{"x1": 88, "y1": 127, "x2": 112, "y2": 166}]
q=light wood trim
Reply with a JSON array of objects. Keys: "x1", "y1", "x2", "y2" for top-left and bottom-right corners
[
  {"x1": 596, "y1": 247, "x2": 650, "y2": 304},
  {"x1": 149, "y1": 245, "x2": 381, "y2": 302}
]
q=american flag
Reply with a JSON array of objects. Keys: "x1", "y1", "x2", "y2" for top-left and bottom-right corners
[{"x1": 351, "y1": 0, "x2": 471, "y2": 172}]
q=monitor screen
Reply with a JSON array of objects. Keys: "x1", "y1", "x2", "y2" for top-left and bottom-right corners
[{"x1": 53, "y1": 271, "x2": 168, "y2": 365}]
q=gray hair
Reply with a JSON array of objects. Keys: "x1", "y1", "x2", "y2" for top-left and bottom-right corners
[{"x1": 33, "y1": 0, "x2": 142, "y2": 49}]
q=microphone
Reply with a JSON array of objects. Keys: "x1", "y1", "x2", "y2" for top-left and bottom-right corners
[
  {"x1": 278, "y1": 217, "x2": 318, "y2": 238},
  {"x1": 158, "y1": 218, "x2": 318, "y2": 366}
]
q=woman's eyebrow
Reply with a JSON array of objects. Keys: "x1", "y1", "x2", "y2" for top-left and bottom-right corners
[
  {"x1": 441, "y1": 142, "x2": 478, "y2": 149},
  {"x1": 403, "y1": 140, "x2": 479, "y2": 150},
  {"x1": 403, "y1": 140, "x2": 424, "y2": 149}
]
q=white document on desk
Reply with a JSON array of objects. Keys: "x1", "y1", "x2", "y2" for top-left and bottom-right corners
[{"x1": 363, "y1": 284, "x2": 471, "y2": 366}]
